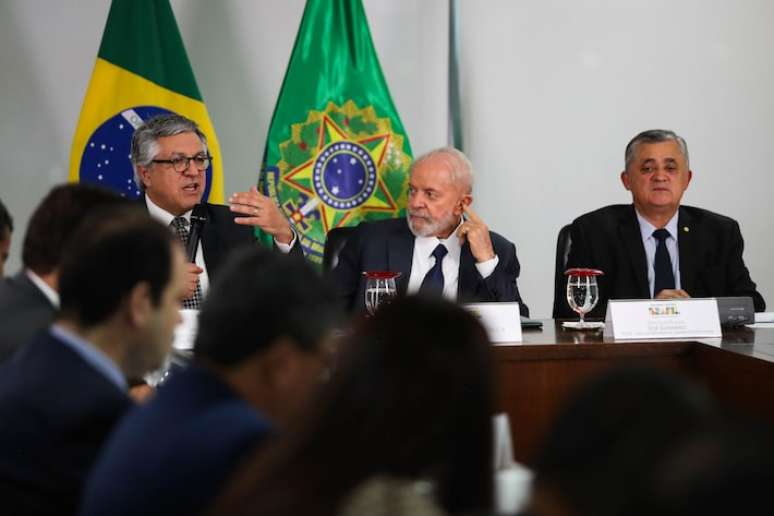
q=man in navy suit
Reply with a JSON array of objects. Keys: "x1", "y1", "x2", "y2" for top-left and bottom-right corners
[
  {"x1": 79, "y1": 247, "x2": 341, "y2": 516},
  {"x1": 333, "y1": 147, "x2": 528, "y2": 316},
  {"x1": 0, "y1": 207, "x2": 188, "y2": 516},
  {"x1": 131, "y1": 114, "x2": 302, "y2": 308},
  {"x1": 556, "y1": 129, "x2": 765, "y2": 319}
]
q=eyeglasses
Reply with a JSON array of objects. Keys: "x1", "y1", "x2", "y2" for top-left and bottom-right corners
[{"x1": 151, "y1": 154, "x2": 213, "y2": 173}]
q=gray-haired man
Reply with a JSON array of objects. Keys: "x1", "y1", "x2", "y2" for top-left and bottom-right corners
[
  {"x1": 557, "y1": 129, "x2": 765, "y2": 318},
  {"x1": 333, "y1": 147, "x2": 528, "y2": 315},
  {"x1": 132, "y1": 113, "x2": 300, "y2": 306}
]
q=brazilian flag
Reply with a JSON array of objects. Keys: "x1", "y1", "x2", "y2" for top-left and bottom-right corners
[
  {"x1": 260, "y1": 0, "x2": 412, "y2": 261},
  {"x1": 69, "y1": 0, "x2": 223, "y2": 203}
]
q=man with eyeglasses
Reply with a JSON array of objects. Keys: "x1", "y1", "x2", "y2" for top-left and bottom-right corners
[{"x1": 132, "y1": 114, "x2": 300, "y2": 308}]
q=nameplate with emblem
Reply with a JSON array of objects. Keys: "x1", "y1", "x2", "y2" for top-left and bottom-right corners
[
  {"x1": 464, "y1": 302, "x2": 522, "y2": 344},
  {"x1": 605, "y1": 298, "x2": 721, "y2": 340}
]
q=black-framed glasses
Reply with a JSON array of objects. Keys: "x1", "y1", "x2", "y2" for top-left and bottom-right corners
[{"x1": 151, "y1": 154, "x2": 213, "y2": 173}]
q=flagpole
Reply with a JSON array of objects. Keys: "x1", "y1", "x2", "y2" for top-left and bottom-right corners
[{"x1": 448, "y1": 0, "x2": 464, "y2": 152}]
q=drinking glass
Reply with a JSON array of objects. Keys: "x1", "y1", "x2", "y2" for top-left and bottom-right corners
[
  {"x1": 363, "y1": 271, "x2": 401, "y2": 315},
  {"x1": 565, "y1": 268, "x2": 603, "y2": 328}
]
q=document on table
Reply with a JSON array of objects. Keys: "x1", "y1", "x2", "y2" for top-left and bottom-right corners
[{"x1": 173, "y1": 309, "x2": 199, "y2": 350}]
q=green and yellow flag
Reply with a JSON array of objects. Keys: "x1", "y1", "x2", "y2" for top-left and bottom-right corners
[
  {"x1": 69, "y1": 0, "x2": 223, "y2": 203},
  {"x1": 260, "y1": 0, "x2": 412, "y2": 261}
]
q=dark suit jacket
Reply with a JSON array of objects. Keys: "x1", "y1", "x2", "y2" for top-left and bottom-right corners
[
  {"x1": 0, "y1": 271, "x2": 56, "y2": 363},
  {"x1": 197, "y1": 202, "x2": 260, "y2": 281},
  {"x1": 79, "y1": 365, "x2": 273, "y2": 516},
  {"x1": 555, "y1": 204, "x2": 765, "y2": 318},
  {"x1": 332, "y1": 218, "x2": 529, "y2": 316},
  {"x1": 144, "y1": 200, "x2": 303, "y2": 282},
  {"x1": 0, "y1": 331, "x2": 131, "y2": 516}
]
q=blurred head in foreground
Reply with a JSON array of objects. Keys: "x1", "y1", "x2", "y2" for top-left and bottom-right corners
[
  {"x1": 528, "y1": 366, "x2": 718, "y2": 516},
  {"x1": 213, "y1": 296, "x2": 496, "y2": 516}
]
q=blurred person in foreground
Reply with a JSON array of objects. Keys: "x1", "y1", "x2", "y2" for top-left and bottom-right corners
[
  {"x1": 79, "y1": 247, "x2": 341, "y2": 516},
  {"x1": 629, "y1": 419, "x2": 774, "y2": 516},
  {"x1": 0, "y1": 184, "x2": 124, "y2": 362},
  {"x1": 212, "y1": 296, "x2": 495, "y2": 516},
  {"x1": 526, "y1": 367, "x2": 718, "y2": 516},
  {"x1": 0, "y1": 206, "x2": 187, "y2": 516}
]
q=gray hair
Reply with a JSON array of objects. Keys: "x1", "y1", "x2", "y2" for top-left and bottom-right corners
[
  {"x1": 624, "y1": 129, "x2": 689, "y2": 170},
  {"x1": 410, "y1": 146, "x2": 473, "y2": 193},
  {"x1": 130, "y1": 113, "x2": 208, "y2": 191}
]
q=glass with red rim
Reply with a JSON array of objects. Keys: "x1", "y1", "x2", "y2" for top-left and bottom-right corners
[
  {"x1": 564, "y1": 268, "x2": 604, "y2": 329},
  {"x1": 362, "y1": 271, "x2": 401, "y2": 315}
]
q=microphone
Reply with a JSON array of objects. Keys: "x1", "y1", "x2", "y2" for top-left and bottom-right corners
[{"x1": 186, "y1": 204, "x2": 208, "y2": 263}]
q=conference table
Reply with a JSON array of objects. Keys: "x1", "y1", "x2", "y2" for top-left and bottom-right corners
[{"x1": 493, "y1": 320, "x2": 774, "y2": 465}]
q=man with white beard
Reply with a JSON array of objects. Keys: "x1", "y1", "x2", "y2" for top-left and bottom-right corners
[{"x1": 332, "y1": 147, "x2": 528, "y2": 316}]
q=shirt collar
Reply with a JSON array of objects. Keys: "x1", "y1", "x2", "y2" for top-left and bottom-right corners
[
  {"x1": 50, "y1": 324, "x2": 128, "y2": 392},
  {"x1": 145, "y1": 195, "x2": 192, "y2": 226},
  {"x1": 25, "y1": 269, "x2": 59, "y2": 308},
  {"x1": 635, "y1": 209, "x2": 679, "y2": 242},
  {"x1": 413, "y1": 218, "x2": 464, "y2": 259}
]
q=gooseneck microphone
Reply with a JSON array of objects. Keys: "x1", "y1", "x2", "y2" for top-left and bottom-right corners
[{"x1": 186, "y1": 204, "x2": 208, "y2": 262}]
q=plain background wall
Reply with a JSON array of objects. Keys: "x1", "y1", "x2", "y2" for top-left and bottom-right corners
[{"x1": 1, "y1": 0, "x2": 771, "y2": 317}]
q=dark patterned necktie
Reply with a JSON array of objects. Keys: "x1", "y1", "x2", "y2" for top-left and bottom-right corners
[
  {"x1": 419, "y1": 244, "x2": 448, "y2": 295},
  {"x1": 653, "y1": 228, "x2": 675, "y2": 297},
  {"x1": 170, "y1": 217, "x2": 202, "y2": 309}
]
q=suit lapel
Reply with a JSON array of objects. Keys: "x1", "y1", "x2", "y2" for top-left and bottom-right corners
[
  {"x1": 14, "y1": 272, "x2": 55, "y2": 308},
  {"x1": 458, "y1": 243, "x2": 478, "y2": 299},
  {"x1": 387, "y1": 223, "x2": 415, "y2": 295},
  {"x1": 676, "y1": 207, "x2": 698, "y2": 293},
  {"x1": 200, "y1": 206, "x2": 222, "y2": 272},
  {"x1": 618, "y1": 206, "x2": 649, "y2": 297}
]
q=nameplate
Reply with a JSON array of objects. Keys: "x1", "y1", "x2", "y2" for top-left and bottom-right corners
[
  {"x1": 463, "y1": 302, "x2": 522, "y2": 344},
  {"x1": 605, "y1": 298, "x2": 721, "y2": 340}
]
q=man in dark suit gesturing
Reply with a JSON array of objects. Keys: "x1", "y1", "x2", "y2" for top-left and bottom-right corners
[
  {"x1": 132, "y1": 114, "x2": 301, "y2": 308},
  {"x1": 556, "y1": 129, "x2": 765, "y2": 319},
  {"x1": 333, "y1": 147, "x2": 528, "y2": 316}
]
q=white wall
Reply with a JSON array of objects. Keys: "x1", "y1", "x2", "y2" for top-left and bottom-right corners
[
  {"x1": 459, "y1": 0, "x2": 774, "y2": 316},
  {"x1": 1, "y1": 1, "x2": 771, "y2": 317}
]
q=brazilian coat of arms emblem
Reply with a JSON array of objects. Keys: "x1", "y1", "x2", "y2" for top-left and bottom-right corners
[{"x1": 262, "y1": 100, "x2": 412, "y2": 263}]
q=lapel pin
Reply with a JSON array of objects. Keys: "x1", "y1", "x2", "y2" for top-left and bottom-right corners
[{"x1": 683, "y1": 226, "x2": 689, "y2": 233}]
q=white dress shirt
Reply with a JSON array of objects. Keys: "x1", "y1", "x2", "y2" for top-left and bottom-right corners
[
  {"x1": 406, "y1": 219, "x2": 499, "y2": 300},
  {"x1": 635, "y1": 209, "x2": 681, "y2": 298},
  {"x1": 26, "y1": 269, "x2": 59, "y2": 307},
  {"x1": 145, "y1": 196, "x2": 212, "y2": 296},
  {"x1": 51, "y1": 324, "x2": 127, "y2": 392}
]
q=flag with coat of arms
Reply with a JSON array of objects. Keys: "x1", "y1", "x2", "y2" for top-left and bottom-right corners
[
  {"x1": 259, "y1": 0, "x2": 413, "y2": 261},
  {"x1": 69, "y1": 0, "x2": 223, "y2": 203}
]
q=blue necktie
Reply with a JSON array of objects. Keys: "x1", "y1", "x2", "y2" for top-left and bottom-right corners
[
  {"x1": 653, "y1": 228, "x2": 675, "y2": 296},
  {"x1": 419, "y1": 244, "x2": 448, "y2": 295}
]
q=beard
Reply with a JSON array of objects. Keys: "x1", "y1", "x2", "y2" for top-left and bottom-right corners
[{"x1": 406, "y1": 209, "x2": 459, "y2": 238}]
